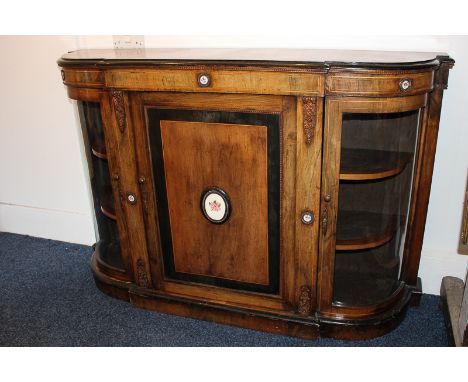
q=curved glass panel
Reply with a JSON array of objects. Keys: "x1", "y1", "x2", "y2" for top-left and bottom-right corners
[
  {"x1": 333, "y1": 110, "x2": 420, "y2": 306},
  {"x1": 78, "y1": 101, "x2": 124, "y2": 271}
]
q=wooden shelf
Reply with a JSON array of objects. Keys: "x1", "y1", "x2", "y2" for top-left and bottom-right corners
[
  {"x1": 336, "y1": 210, "x2": 398, "y2": 251},
  {"x1": 100, "y1": 193, "x2": 116, "y2": 220},
  {"x1": 91, "y1": 140, "x2": 107, "y2": 160},
  {"x1": 340, "y1": 148, "x2": 412, "y2": 181}
]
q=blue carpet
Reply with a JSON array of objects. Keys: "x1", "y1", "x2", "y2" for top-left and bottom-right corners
[{"x1": 0, "y1": 231, "x2": 449, "y2": 346}]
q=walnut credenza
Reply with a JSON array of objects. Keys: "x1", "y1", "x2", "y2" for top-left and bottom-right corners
[{"x1": 58, "y1": 48, "x2": 454, "y2": 340}]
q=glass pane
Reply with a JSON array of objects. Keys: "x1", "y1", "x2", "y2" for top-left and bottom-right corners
[
  {"x1": 333, "y1": 110, "x2": 420, "y2": 306},
  {"x1": 78, "y1": 101, "x2": 124, "y2": 271}
]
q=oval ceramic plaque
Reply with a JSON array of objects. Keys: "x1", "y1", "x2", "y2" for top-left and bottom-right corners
[{"x1": 201, "y1": 187, "x2": 231, "y2": 224}]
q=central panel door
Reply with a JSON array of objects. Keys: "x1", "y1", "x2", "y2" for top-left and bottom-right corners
[
  {"x1": 160, "y1": 120, "x2": 269, "y2": 286},
  {"x1": 144, "y1": 98, "x2": 284, "y2": 295}
]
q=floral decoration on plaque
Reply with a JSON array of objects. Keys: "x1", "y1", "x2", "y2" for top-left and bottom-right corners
[{"x1": 201, "y1": 187, "x2": 231, "y2": 224}]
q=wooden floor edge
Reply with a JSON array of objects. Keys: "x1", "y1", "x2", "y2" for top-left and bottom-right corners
[{"x1": 440, "y1": 276, "x2": 464, "y2": 346}]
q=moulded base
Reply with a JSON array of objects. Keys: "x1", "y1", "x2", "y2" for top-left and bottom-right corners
[{"x1": 91, "y1": 251, "x2": 419, "y2": 341}]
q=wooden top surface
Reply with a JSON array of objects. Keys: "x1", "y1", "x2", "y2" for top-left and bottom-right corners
[{"x1": 59, "y1": 48, "x2": 451, "y2": 68}]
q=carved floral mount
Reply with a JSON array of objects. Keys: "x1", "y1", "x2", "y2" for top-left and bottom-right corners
[
  {"x1": 303, "y1": 97, "x2": 317, "y2": 145},
  {"x1": 136, "y1": 259, "x2": 150, "y2": 288},
  {"x1": 298, "y1": 285, "x2": 312, "y2": 315},
  {"x1": 111, "y1": 90, "x2": 126, "y2": 133}
]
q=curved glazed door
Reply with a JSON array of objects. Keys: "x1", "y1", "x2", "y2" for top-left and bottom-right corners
[
  {"x1": 76, "y1": 101, "x2": 127, "y2": 277},
  {"x1": 318, "y1": 94, "x2": 428, "y2": 318}
]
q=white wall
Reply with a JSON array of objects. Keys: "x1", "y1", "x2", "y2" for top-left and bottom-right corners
[
  {"x1": 0, "y1": 35, "x2": 466, "y2": 294},
  {"x1": 0, "y1": 36, "x2": 95, "y2": 244}
]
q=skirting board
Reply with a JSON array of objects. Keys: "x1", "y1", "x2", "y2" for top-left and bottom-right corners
[
  {"x1": 419, "y1": 248, "x2": 468, "y2": 295},
  {"x1": 0, "y1": 202, "x2": 95, "y2": 245}
]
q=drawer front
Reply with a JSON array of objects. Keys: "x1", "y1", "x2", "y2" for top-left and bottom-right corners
[
  {"x1": 326, "y1": 70, "x2": 434, "y2": 97},
  {"x1": 105, "y1": 68, "x2": 325, "y2": 96}
]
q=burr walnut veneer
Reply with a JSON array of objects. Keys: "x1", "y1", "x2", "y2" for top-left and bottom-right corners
[{"x1": 58, "y1": 48, "x2": 453, "y2": 340}]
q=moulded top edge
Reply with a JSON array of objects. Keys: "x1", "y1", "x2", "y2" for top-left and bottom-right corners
[{"x1": 57, "y1": 48, "x2": 452, "y2": 69}]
